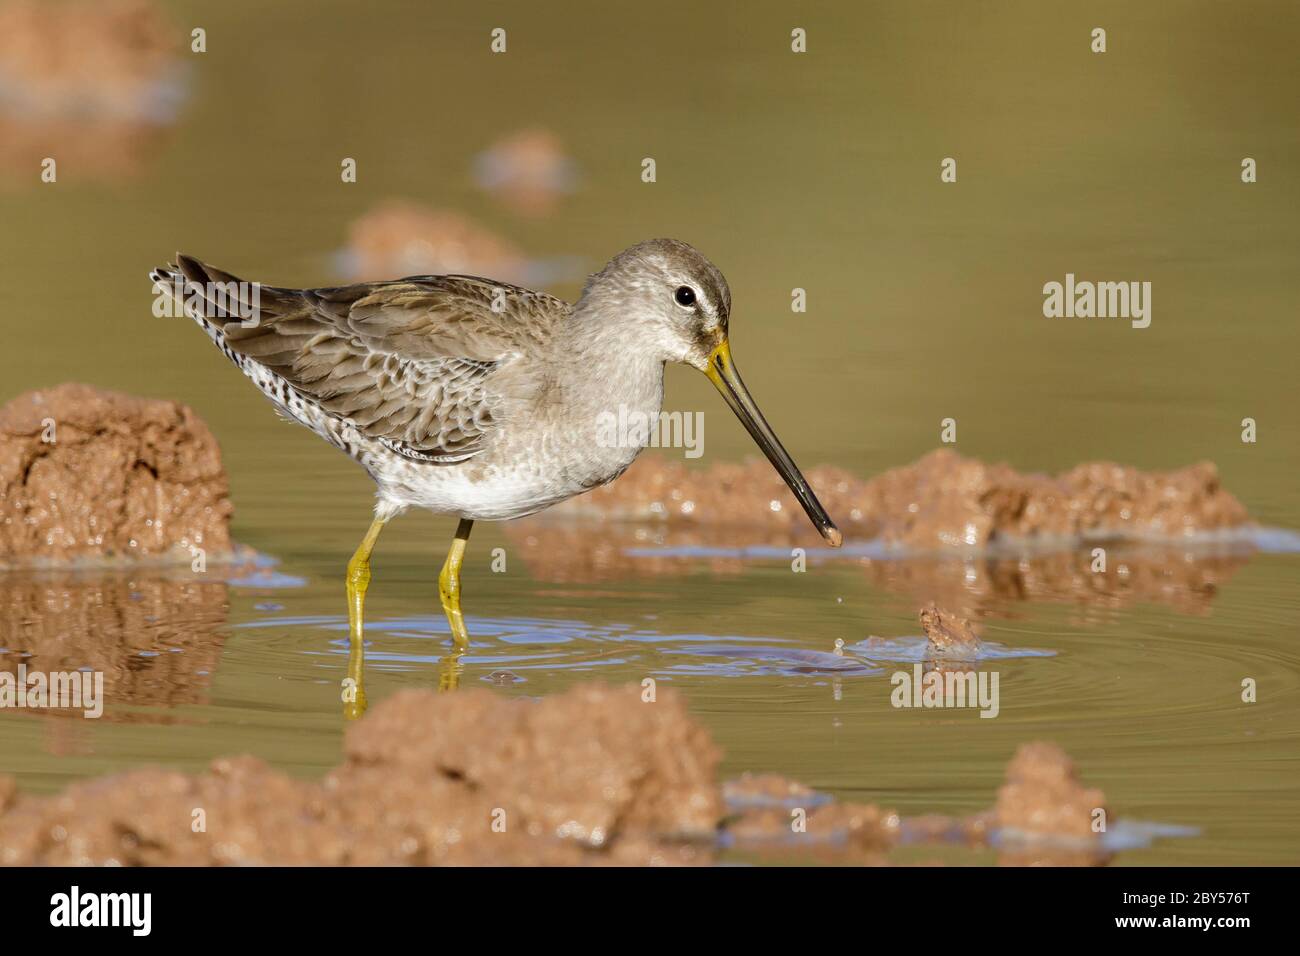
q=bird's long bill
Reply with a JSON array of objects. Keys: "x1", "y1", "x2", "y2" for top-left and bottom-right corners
[{"x1": 705, "y1": 340, "x2": 843, "y2": 547}]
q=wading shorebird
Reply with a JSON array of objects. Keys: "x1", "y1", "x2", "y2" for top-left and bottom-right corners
[{"x1": 151, "y1": 240, "x2": 841, "y2": 696}]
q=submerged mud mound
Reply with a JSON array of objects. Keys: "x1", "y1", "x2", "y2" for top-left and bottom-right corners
[
  {"x1": 0, "y1": 678, "x2": 1122, "y2": 866},
  {"x1": 0, "y1": 683, "x2": 722, "y2": 865},
  {"x1": 0, "y1": 384, "x2": 232, "y2": 568},
  {"x1": 551, "y1": 449, "x2": 1250, "y2": 551}
]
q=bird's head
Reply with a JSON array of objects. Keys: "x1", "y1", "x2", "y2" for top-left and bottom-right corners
[{"x1": 579, "y1": 238, "x2": 842, "y2": 547}]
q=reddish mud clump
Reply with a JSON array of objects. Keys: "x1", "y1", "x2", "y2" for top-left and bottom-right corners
[
  {"x1": 996, "y1": 742, "x2": 1108, "y2": 842},
  {"x1": 342, "y1": 201, "x2": 534, "y2": 285},
  {"x1": 0, "y1": 0, "x2": 184, "y2": 183},
  {"x1": 553, "y1": 457, "x2": 867, "y2": 540},
  {"x1": 504, "y1": 521, "x2": 783, "y2": 582},
  {"x1": 919, "y1": 603, "x2": 981, "y2": 658},
  {"x1": 555, "y1": 449, "x2": 1250, "y2": 551},
  {"x1": 0, "y1": 682, "x2": 1132, "y2": 866},
  {"x1": 0, "y1": 384, "x2": 232, "y2": 568},
  {"x1": 0, "y1": 0, "x2": 177, "y2": 116},
  {"x1": 473, "y1": 128, "x2": 578, "y2": 215},
  {"x1": 860, "y1": 450, "x2": 1249, "y2": 549},
  {"x1": 0, "y1": 683, "x2": 722, "y2": 865},
  {"x1": 342, "y1": 684, "x2": 723, "y2": 846}
]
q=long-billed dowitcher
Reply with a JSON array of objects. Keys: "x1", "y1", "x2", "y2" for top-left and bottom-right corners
[{"x1": 151, "y1": 240, "x2": 841, "y2": 690}]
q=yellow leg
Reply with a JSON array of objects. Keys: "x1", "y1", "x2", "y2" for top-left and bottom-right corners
[
  {"x1": 343, "y1": 515, "x2": 387, "y2": 720},
  {"x1": 438, "y1": 518, "x2": 474, "y2": 655}
]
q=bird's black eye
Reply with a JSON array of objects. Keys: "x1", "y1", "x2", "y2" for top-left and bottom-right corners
[{"x1": 674, "y1": 286, "x2": 696, "y2": 307}]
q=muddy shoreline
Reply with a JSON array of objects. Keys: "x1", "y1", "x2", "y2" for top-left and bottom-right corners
[
  {"x1": 548, "y1": 449, "x2": 1252, "y2": 551},
  {"x1": 1, "y1": 384, "x2": 1259, "y2": 571},
  {"x1": 0, "y1": 681, "x2": 1116, "y2": 867}
]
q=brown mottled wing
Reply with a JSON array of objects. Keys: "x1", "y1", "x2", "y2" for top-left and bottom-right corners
[{"x1": 171, "y1": 255, "x2": 563, "y2": 463}]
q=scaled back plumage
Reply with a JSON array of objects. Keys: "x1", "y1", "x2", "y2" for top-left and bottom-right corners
[{"x1": 155, "y1": 255, "x2": 570, "y2": 463}]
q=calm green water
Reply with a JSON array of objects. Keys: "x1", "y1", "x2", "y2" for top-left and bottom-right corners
[{"x1": 2, "y1": 0, "x2": 1298, "y2": 864}]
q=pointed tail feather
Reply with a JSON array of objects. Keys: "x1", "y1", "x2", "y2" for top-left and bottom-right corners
[{"x1": 149, "y1": 253, "x2": 297, "y2": 332}]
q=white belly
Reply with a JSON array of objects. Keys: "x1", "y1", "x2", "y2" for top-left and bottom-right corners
[{"x1": 369, "y1": 413, "x2": 648, "y2": 521}]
